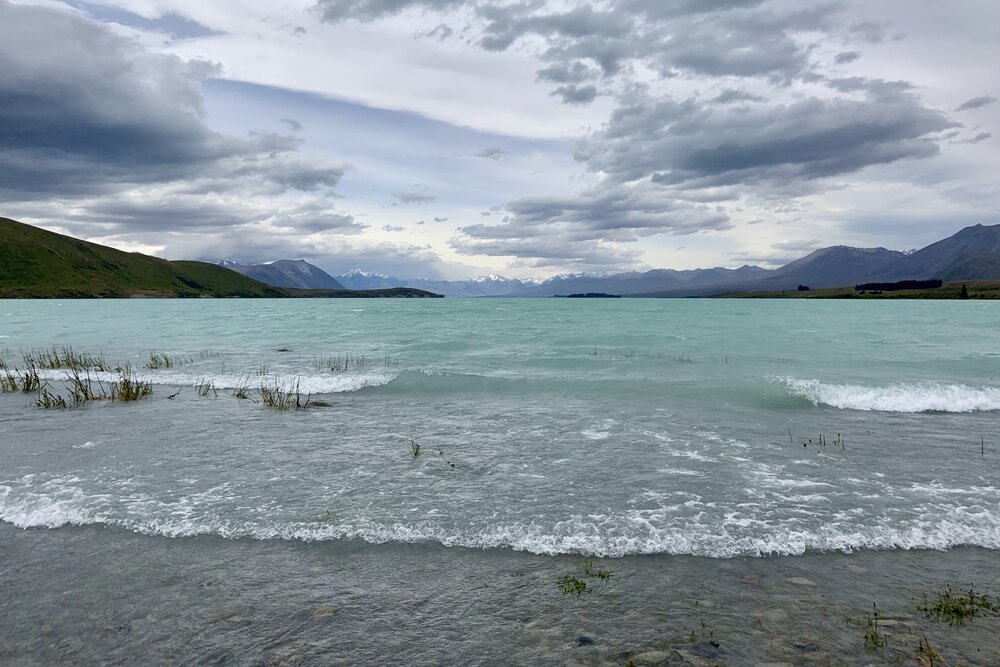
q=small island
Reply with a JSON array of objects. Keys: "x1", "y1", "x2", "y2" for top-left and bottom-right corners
[{"x1": 554, "y1": 293, "x2": 622, "y2": 298}]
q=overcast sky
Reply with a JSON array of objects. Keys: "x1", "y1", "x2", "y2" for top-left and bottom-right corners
[{"x1": 1, "y1": 0, "x2": 997, "y2": 279}]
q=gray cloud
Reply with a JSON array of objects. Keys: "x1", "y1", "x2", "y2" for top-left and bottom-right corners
[
  {"x1": 450, "y1": 182, "x2": 731, "y2": 267},
  {"x1": 394, "y1": 189, "x2": 436, "y2": 204},
  {"x1": 0, "y1": 2, "x2": 342, "y2": 202},
  {"x1": 551, "y1": 84, "x2": 597, "y2": 105},
  {"x1": 956, "y1": 96, "x2": 997, "y2": 112},
  {"x1": 710, "y1": 88, "x2": 766, "y2": 104},
  {"x1": 834, "y1": 51, "x2": 860, "y2": 64},
  {"x1": 575, "y1": 85, "x2": 951, "y2": 191},
  {"x1": 475, "y1": 147, "x2": 508, "y2": 160},
  {"x1": 536, "y1": 61, "x2": 597, "y2": 85},
  {"x1": 280, "y1": 118, "x2": 304, "y2": 131},
  {"x1": 314, "y1": 0, "x2": 465, "y2": 23}
]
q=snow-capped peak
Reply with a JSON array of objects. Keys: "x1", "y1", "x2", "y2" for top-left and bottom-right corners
[{"x1": 341, "y1": 268, "x2": 390, "y2": 279}]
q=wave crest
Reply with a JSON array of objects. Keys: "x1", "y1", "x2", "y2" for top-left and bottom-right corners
[{"x1": 780, "y1": 378, "x2": 1000, "y2": 413}]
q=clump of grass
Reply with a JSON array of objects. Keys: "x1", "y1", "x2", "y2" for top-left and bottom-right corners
[
  {"x1": 195, "y1": 378, "x2": 218, "y2": 397},
  {"x1": 18, "y1": 364, "x2": 40, "y2": 393},
  {"x1": 256, "y1": 363, "x2": 269, "y2": 376},
  {"x1": 1, "y1": 367, "x2": 17, "y2": 392},
  {"x1": 582, "y1": 560, "x2": 613, "y2": 580},
  {"x1": 559, "y1": 576, "x2": 587, "y2": 596},
  {"x1": 917, "y1": 586, "x2": 1000, "y2": 625},
  {"x1": 29, "y1": 346, "x2": 109, "y2": 371},
  {"x1": 410, "y1": 439, "x2": 421, "y2": 457},
  {"x1": 915, "y1": 638, "x2": 944, "y2": 667},
  {"x1": 145, "y1": 352, "x2": 174, "y2": 369},
  {"x1": 232, "y1": 374, "x2": 255, "y2": 400},
  {"x1": 65, "y1": 369, "x2": 107, "y2": 403},
  {"x1": 35, "y1": 386, "x2": 68, "y2": 409},
  {"x1": 863, "y1": 603, "x2": 887, "y2": 649},
  {"x1": 110, "y1": 365, "x2": 152, "y2": 402},
  {"x1": 258, "y1": 379, "x2": 308, "y2": 410}
]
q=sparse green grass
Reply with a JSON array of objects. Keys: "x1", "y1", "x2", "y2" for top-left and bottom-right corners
[
  {"x1": 918, "y1": 586, "x2": 1000, "y2": 625},
  {"x1": 145, "y1": 352, "x2": 180, "y2": 369},
  {"x1": 35, "y1": 386, "x2": 68, "y2": 409},
  {"x1": 258, "y1": 379, "x2": 308, "y2": 410},
  {"x1": 195, "y1": 378, "x2": 218, "y2": 397},
  {"x1": 232, "y1": 374, "x2": 254, "y2": 400},
  {"x1": 559, "y1": 576, "x2": 588, "y2": 596},
  {"x1": 18, "y1": 364, "x2": 40, "y2": 393},
  {"x1": 28, "y1": 346, "x2": 108, "y2": 371},
  {"x1": 915, "y1": 638, "x2": 945, "y2": 666},
  {"x1": 110, "y1": 365, "x2": 152, "y2": 402},
  {"x1": 1, "y1": 367, "x2": 17, "y2": 392},
  {"x1": 863, "y1": 603, "x2": 887, "y2": 649},
  {"x1": 66, "y1": 369, "x2": 107, "y2": 403}
]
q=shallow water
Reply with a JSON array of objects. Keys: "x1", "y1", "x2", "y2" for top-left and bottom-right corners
[{"x1": 1, "y1": 298, "x2": 999, "y2": 663}]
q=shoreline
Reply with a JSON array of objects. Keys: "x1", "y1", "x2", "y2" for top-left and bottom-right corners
[{"x1": 4, "y1": 522, "x2": 1000, "y2": 666}]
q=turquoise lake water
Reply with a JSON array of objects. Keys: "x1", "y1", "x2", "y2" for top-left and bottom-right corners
[{"x1": 2, "y1": 298, "x2": 998, "y2": 558}]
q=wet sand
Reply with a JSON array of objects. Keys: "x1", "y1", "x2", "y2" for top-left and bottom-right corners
[{"x1": 3, "y1": 523, "x2": 1000, "y2": 666}]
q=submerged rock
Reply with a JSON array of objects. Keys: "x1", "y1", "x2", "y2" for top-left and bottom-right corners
[{"x1": 575, "y1": 635, "x2": 595, "y2": 646}]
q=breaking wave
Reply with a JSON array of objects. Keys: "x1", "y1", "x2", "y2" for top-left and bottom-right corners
[
  {"x1": 3, "y1": 482, "x2": 999, "y2": 559},
  {"x1": 779, "y1": 378, "x2": 1000, "y2": 413}
]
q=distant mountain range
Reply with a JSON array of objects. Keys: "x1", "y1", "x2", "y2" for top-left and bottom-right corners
[
  {"x1": 219, "y1": 260, "x2": 347, "y2": 290},
  {"x1": 215, "y1": 222, "x2": 1000, "y2": 297}
]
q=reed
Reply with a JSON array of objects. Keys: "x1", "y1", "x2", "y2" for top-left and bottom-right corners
[
  {"x1": 232, "y1": 374, "x2": 254, "y2": 400},
  {"x1": 863, "y1": 603, "x2": 887, "y2": 649},
  {"x1": 110, "y1": 365, "x2": 153, "y2": 401},
  {"x1": 195, "y1": 378, "x2": 218, "y2": 397},
  {"x1": 145, "y1": 352, "x2": 174, "y2": 369},
  {"x1": 18, "y1": 363, "x2": 40, "y2": 393},
  {"x1": 35, "y1": 387, "x2": 68, "y2": 409},
  {"x1": 258, "y1": 378, "x2": 307, "y2": 410},
  {"x1": 410, "y1": 439, "x2": 421, "y2": 457},
  {"x1": 1, "y1": 367, "x2": 17, "y2": 392},
  {"x1": 28, "y1": 346, "x2": 109, "y2": 371},
  {"x1": 65, "y1": 368, "x2": 107, "y2": 403}
]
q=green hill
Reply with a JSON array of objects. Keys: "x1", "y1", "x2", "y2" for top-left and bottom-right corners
[
  {"x1": 0, "y1": 216, "x2": 289, "y2": 298},
  {"x1": 0, "y1": 217, "x2": 444, "y2": 298}
]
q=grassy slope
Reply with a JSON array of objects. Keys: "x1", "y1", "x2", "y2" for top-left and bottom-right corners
[
  {"x1": 0, "y1": 217, "x2": 285, "y2": 298},
  {"x1": 714, "y1": 281, "x2": 1000, "y2": 299}
]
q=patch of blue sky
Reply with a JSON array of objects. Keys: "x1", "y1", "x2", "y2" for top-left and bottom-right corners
[
  {"x1": 200, "y1": 79, "x2": 576, "y2": 210},
  {"x1": 59, "y1": 0, "x2": 221, "y2": 39}
]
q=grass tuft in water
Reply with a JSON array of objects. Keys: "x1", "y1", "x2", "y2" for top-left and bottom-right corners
[
  {"x1": 66, "y1": 369, "x2": 108, "y2": 403},
  {"x1": 27, "y1": 346, "x2": 109, "y2": 371},
  {"x1": 558, "y1": 576, "x2": 588, "y2": 596},
  {"x1": 915, "y1": 638, "x2": 945, "y2": 666},
  {"x1": 35, "y1": 386, "x2": 68, "y2": 409},
  {"x1": 232, "y1": 374, "x2": 254, "y2": 400},
  {"x1": 195, "y1": 378, "x2": 218, "y2": 397},
  {"x1": 1, "y1": 367, "x2": 17, "y2": 392},
  {"x1": 18, "y1": 363, "x2": 41, "y2": 393},
  {"x1": 110, "y1": 365, "x2": 152, "y2": 402},
  {"x1": 863, "y1": 603, "x2": 887, "y2": 649},
  {"x1": 917, "y1": 586, "x2": 1000, "y2": 625},
  {"x1": 259, "y1": 379, "x2": 308, "y2": 410},
  {"x1": 410, "y1": 439, "x2": 421, "y2": 457}
]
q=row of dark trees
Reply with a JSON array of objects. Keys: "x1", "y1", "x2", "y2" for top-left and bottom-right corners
[{"x1": 855, "y1": 279, "x2": 943, "y2": 292}]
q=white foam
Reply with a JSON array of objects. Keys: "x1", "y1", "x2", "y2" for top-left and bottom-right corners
[
  {"x1": 779, "y1": 377, "x2": 1000, "y2": 413},
  {"x1": 35, "y1": 369, "x2": 397, "y2": 395},
  {"x1": 4, "y1": 481, "x2": 1000, "y2": 558}
]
